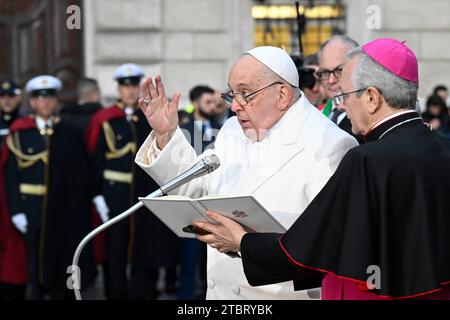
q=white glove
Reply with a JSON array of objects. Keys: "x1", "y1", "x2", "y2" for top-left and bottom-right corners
[
  {"x1": 11, "y1": 213, "x2": 28, "y2": 234},
  {"x1": 92, "y1": 195, "x2": 110, "y2": 223}
]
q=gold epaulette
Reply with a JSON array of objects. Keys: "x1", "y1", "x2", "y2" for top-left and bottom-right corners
[
  {"x1": 102, "y1": 121, "x2": 136, "y2": 160},
  {"x1": 6, "y1": 133, "x2": 48, "y2": 169}
]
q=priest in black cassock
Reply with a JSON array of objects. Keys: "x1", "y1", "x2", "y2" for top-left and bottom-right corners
[{"x1": 193, "y1": 38, "x2": 450, "y2": 300}]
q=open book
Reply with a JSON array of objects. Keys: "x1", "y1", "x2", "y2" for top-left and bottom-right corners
[{"x1": 138, "y1": 195, "x2": 287, "y2": 239}]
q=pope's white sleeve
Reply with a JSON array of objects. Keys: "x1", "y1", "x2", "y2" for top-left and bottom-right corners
[{"x1": 135, "y1": 127, "x2": 210, "y2": 198}]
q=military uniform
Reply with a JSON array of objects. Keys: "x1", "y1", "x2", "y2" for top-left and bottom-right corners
[
  {"x1": 0, "y1": 109, "x2": 20, "y2": 148},
  {"x1": 0, "y1": 76, "x2": 95, "y2": 299},
  {"x1": 0, "y1": 79, "x2": 25, "y2": 300},
  {"x1": 0, "y1": 80, "x2": 22, "y2": 148},
  {"x1": 86, "y1": 64, "x2": 180, "y2": 299}
]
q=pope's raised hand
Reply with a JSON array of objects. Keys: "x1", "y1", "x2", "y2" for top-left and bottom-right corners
[{"x1": 138, "y1": 75, "x2": 180, "y2": 149}]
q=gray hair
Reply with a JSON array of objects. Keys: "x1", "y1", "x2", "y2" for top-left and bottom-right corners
[
  {"x1": 77, "y1": 78, "x2": 100, "y2": 101},
  {"x1": 347, "y1": 47, "x2": 418, "y2": 110},
  {"x1": 318, "y1": 35, "x2": 359, "y2": 59}
]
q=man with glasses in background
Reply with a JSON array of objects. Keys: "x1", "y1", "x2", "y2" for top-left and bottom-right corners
[
  {"x1": 316, "y1": 35, "x2": 363, "y2": 143},
  {"x1": 134, "y1": 46, "x2": 358, "y2": 300}
]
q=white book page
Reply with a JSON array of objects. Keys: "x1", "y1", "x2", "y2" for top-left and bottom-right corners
[
  {"x1": 139, "y1": 197, "x2": 210, "y2": 238},
  {"x1": 198, "y1": 196, "x2": 286, "y2": 233}
]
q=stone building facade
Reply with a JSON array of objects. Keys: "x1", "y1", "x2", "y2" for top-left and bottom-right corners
[
  {"x1": 346, "y1": 0, "x2": 450, "y2": 102},
  {"x1": 83, "y1": 0, "x2": 450, "y2": 104},
  {"x1": 83, "y1": 0, "x2": 254, "y2": 106}
]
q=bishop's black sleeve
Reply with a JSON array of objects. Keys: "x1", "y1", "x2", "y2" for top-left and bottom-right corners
[
  {"x1": 241, "y1": 232, "x2": 323, "y2": 290},
  {"x1": 4, "y1": 152, "x2": 22, "y2": 216}
]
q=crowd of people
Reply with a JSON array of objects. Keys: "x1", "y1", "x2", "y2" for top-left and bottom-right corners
[
  {"x1": 0, "y1": 64, "x2": 230, "y2": 300},
  {"x1": 0, "y1": 34, "x2": 449, "y2": 300}
]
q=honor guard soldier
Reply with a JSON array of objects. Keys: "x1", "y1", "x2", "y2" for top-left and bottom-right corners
[
  {"x1": 0, "y1": 80, "x2": 22, "y2": 148},
  {"x1": 86, "y1": 64, "x2": 180, "y2": 300},
  {"x1": 0, "y1": 75, "x2": 95, "y2": 299},
  {"x1": 0, "y1": 79, "x2": 24, "y2": 300}
]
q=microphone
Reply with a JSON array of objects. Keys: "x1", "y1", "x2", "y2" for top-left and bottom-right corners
[
  {"x1": 159, "y1": 153, "x2": 220, "y2": 194},
  {"x1": 70, "y1": 154, "x2": 221, "y2": 300}
]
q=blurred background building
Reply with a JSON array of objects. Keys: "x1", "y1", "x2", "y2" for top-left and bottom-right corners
[{"x1": 1, "y1": 0, "x2": 449, "y2": 107}]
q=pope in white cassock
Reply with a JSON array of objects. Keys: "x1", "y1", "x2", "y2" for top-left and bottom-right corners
[{"x1": 135, "y1": 46, "x2": 358, "y2": 300}]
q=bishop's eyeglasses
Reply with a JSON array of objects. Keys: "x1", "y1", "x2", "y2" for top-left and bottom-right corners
[{"x1": 333, "y1": 88, "x2": 367, "y2": 105}]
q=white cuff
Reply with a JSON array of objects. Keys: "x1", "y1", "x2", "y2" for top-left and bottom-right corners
[{"x1": 135, "y1": 128, "x2": 178, "y2": 166}]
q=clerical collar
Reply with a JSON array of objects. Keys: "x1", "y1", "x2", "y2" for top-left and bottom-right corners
[{"x1": 364, "y1": 110, "x2": 424, "y2": 143}]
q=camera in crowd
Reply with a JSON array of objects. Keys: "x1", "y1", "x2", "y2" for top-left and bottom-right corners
[{"x1": 291, "y1": 55, "x2": 317, "y2": 90}]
